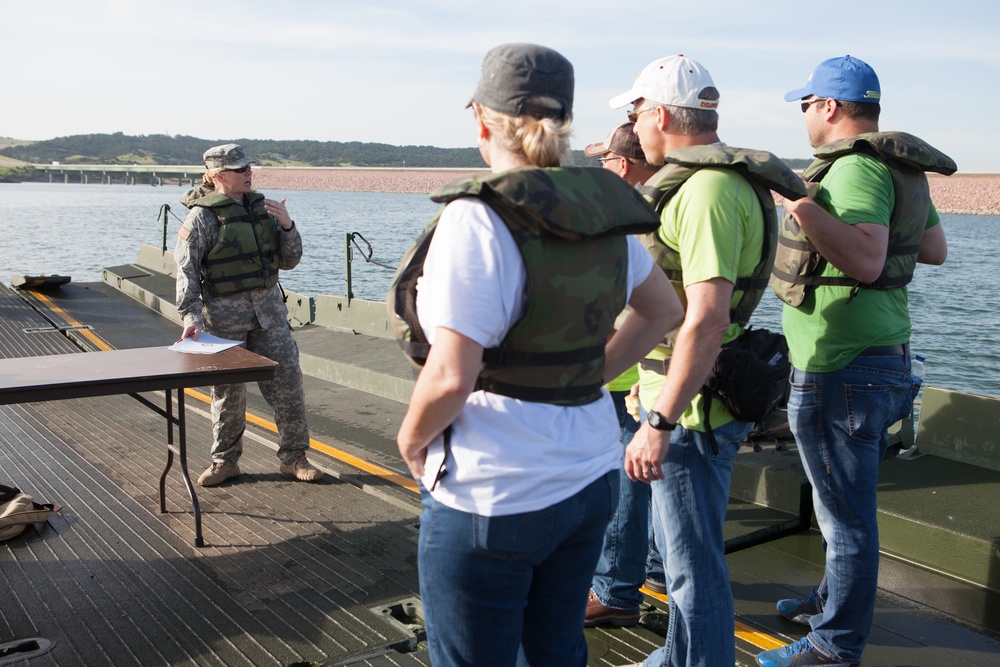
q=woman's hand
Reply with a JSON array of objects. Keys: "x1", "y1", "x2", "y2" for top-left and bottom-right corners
[
  {"x1": 263, "y1": 198, "x2": 294, "y2": 230},
  {"x1": 396, "y1": 327, "x2": 483, "y2": 482},
  {"x1": 398, "y1": 440, "x2": 429, "y2": 479},
  {"x1": 179, "y1": 322, "x2": 203, "y2": 341}
]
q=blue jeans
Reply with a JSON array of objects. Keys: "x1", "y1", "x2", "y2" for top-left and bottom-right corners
[
  {"x1": 644, "y1": 418, "x2": 751, "y2": 667},
  {"x1": 418, "y1": 471, "x2": 617, "y2": 667},
  {"x1": 592, "y1": 391, "x2": 664, "y2": 611},
  {"x1": 788, "y1": 353, "x2": 914, "y2": 663}
]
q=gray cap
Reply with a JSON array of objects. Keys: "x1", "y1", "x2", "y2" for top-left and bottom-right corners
[
  {"x1": 469, "y1": 43, "x2": 573, "y2": 121},
  {"x1": 584, "y1": 122, "x2": 645, "y2": 159},
  {"x1": 203, "y1": 143, "x2": 257, "y2": 170}
]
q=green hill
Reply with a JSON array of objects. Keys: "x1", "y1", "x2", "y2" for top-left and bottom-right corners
[
  {"x1": 0, "y1": 132, "x2": 812, "y2": 171},
  {"x1": 0, "y1": 132, "x2": 488, "y2": 168}
]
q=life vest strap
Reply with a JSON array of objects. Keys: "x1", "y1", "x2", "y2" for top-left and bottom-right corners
[
  {"x1": 482, "y1": 343, "x2": 604, "y2": 368},
  {"x1": 475, "y1": 378, "x2": 603, "y2": 404}
]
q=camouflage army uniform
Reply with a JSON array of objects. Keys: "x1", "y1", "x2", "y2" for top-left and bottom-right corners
[{"x1": 175, "y1": 194, "x2": 310, "y2": 466}]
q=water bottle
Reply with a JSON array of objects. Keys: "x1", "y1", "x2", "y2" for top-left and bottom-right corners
[{"x1": 912, "y1": 354, "x2": 926, "y2": 385}]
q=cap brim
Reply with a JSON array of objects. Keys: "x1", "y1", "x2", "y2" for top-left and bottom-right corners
[
  {"x1": 783, "y1": 85, "x2": 812, "y2": 102},
  {"x1": 608, "y1": 88, "x2": 640, "y2": 109},
  {"x1": 583, "y1": 141, "x2": 609, "y2": 157},
  {"x1": 207, "y1": 158, "x2": 257, "y2": 169}
]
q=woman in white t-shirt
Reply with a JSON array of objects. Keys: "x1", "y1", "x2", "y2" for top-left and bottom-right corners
[{"x1": 393, "y1": 43, "x2": 682, "y2": 667}]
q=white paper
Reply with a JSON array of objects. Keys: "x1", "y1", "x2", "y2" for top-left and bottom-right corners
[{"x1": 168, "y1": 333, "x2": 243, "y2": 354}]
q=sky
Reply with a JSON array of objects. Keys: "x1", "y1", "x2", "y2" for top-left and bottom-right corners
[{"x1": 2, "y1": 0, "x2": 998, "y2": 171}]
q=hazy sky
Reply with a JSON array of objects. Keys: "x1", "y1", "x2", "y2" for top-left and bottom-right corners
[{"x1": 3, "y1": 1, "x2": 997, "y2": 170}]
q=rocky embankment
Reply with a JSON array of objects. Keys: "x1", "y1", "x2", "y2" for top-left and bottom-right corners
[
  {"x1": 253, "y1": 168, "x2": 1000, "y2": 215},
  {"x1": 925, "y1": 174, "x2": 1000, "y2": 215},
  {"x1": 253, "y1": 168, "x2": 484, "y2": 196}
]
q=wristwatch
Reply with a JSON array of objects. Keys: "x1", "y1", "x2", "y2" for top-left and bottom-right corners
[{"x1": 646, "y1": 410, "x2": 676, "y2": 431}]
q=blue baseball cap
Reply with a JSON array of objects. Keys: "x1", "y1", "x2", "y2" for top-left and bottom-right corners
[{"x1": 784, "y1": 55, "x2": 881, "y2": 104}]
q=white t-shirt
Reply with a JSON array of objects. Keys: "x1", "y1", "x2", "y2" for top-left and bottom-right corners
[{"x1": 416, "y1": 197, "x2": 654, "y2": 516}]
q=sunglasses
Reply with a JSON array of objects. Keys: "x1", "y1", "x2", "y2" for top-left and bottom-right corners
[
  {"x1": 597, "y1": 156, "x2": 625, "y2": 166},
  {"x1": 800, "y1": 98, "x2": 828, "y2": 113},
  {"x1": 626, "y1": 107, "x2": 657, "y2": 123},
  {"x1": 223, "y1": 165, "x2": 251, "y2": 173}
]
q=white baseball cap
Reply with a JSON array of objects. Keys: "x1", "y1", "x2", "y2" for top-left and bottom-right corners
[{"x1": 609, "y1": 55, "x2": 719, "y2": 110}]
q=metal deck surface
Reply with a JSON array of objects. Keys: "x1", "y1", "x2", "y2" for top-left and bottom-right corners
[{"x1": 3, "y1": 279, "x2": 1000, "y2": 666}]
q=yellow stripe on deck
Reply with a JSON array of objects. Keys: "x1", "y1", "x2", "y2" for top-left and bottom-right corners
[{"x1": 36, "y1": 289, "x2": 787, "y2": 652}]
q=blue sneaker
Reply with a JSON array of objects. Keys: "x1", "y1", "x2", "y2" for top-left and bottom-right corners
[
  {"x1": 776, "y1": 594, "x2": 822, "y2": 625},
  {"x1": 756, "y1": 637, "x2": 855, "y2": 666}
]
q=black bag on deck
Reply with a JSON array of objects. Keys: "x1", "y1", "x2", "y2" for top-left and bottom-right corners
[{"x1": 708, "y1": 326, "x2": 790, "y2": 424}]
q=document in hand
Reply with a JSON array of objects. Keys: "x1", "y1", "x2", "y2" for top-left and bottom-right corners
[{"x1": 168, "y1": 333, "x2": 243, "y2": 354}]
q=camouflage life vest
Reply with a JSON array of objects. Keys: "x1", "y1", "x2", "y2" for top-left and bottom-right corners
[
  {"x1": 192, "y1": 191, "x2": 281, "y2": 296},
  {"x1": 636, "y1": 145, "x2": 807, "y2": 327},
  {"x1": 387, "y1": 166, "x2": 660, "y2": 406},
  {"x1": 180, "y1": 182, "x2": 215, "y2": 208},
  {"x1": 770, "y1": 132, "x2": 957, "y2": 307}
]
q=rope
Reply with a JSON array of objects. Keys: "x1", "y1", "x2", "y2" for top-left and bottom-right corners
[
  {"x1": 349, "y1": 232, "x2": 398, "y2": 271},
  {"x1": 158, "y1": 203, "x2": 187, "y2": 225},
  {"x1": 157, "y1": 209, "x2": 399, "y2": 275}
]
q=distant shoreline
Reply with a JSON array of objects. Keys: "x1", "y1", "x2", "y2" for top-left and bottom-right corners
[
  {"x1": 6, "y1": 166, "x2": 998, "y2": 215},
  {"x1": 251, "y1": 168, "x2": 1000, "y2": 216}
]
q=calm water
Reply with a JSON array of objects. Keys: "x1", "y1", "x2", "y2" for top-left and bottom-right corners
[{"x1": 2, "y1": 182, "x2": 998, "y2": 400}]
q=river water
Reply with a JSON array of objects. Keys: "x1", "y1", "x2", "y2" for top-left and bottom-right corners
[{"x1": 2, "y1": 181, "x2": 998, "y2": 400}]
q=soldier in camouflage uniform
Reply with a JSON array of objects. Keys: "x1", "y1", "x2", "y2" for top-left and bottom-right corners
[{"x1": 175, "y1": 143, "x2": 323, "y2": 487}]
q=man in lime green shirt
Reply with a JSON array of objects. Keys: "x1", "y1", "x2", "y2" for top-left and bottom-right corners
[
  {"x1": 758, "y1": 55, "x2": 951, "y2": 667},
  {"x1": 610, "y1": 54, "x2": 794, "y2": 667}
]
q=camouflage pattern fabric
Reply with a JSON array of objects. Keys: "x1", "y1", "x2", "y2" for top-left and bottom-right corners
[
  {"x1": 637, "y1": 145, "x2": 804, "y2": 327},
  {"x1": 175, "y1": 198, "x2": 308, "y2": 463},
  {"x1": 180, "y1": 183, "x2": 215, "y2": 209},
  {"x1": 430, "y1": 165, "x2": 661, "y2": 239},
  {"x1": 808, "y1": 131, "x2": 957, "y2": 177},
  {"x1": 770, "y1": 131, "x2": 955, "y2": 307},
  {"x1": 175, "y1": 199, "x2": 301, "y2": 332},
  {"x1": 208, "y1": 325, "x2": 310, "y2": 465},
  {"x1": 390, "y1": 166, "x2": 658, "y2": 406},
  {"x1": 194, "y1": 192, "x2": 281, "y2": 296}
]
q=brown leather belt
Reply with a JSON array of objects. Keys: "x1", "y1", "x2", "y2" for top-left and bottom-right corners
[{"x1": 857, "y1": 343, "x2": 909, "y2": 357}]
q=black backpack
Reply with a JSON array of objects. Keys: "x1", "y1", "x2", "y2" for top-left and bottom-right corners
[{"x1": 701, "y1": 326, "x2": 790, "y2": 453}]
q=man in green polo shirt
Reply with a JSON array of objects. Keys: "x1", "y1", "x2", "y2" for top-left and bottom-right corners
[{"x1": 758, "y1": 55, "x2": 952, "y2": 667}]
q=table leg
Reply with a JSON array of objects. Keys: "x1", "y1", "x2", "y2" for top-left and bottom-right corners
[
  {"x1": 158, "y1": 389, "x2": 173, "y2": 513},
  {"x1": 157, "y1": 388, "x2": 204, "y2": 547},
  {"x1": 177, "y1": 390, "x2": 204, "y2": 547}
]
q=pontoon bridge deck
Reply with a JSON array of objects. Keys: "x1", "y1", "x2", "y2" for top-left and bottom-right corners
[{"x1": 2, "y1": 246, "x2": 998, "y2": 666}]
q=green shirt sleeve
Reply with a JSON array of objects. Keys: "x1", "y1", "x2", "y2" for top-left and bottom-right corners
[{"x1": 814, "y1": 153, "x2": 893, "y2": 227}]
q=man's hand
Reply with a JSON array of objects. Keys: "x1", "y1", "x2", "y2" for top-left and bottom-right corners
[{"x1": 625, "y1": 423, "x2": 669, "y2": 482}]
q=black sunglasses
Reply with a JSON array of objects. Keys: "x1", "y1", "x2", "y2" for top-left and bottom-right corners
[
  {"x1": 800, "y1": 98, "x2": 829, "y2": 113},
  {"x1": 224, "y1": 165, "x2": 251, "y2": 173}
]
